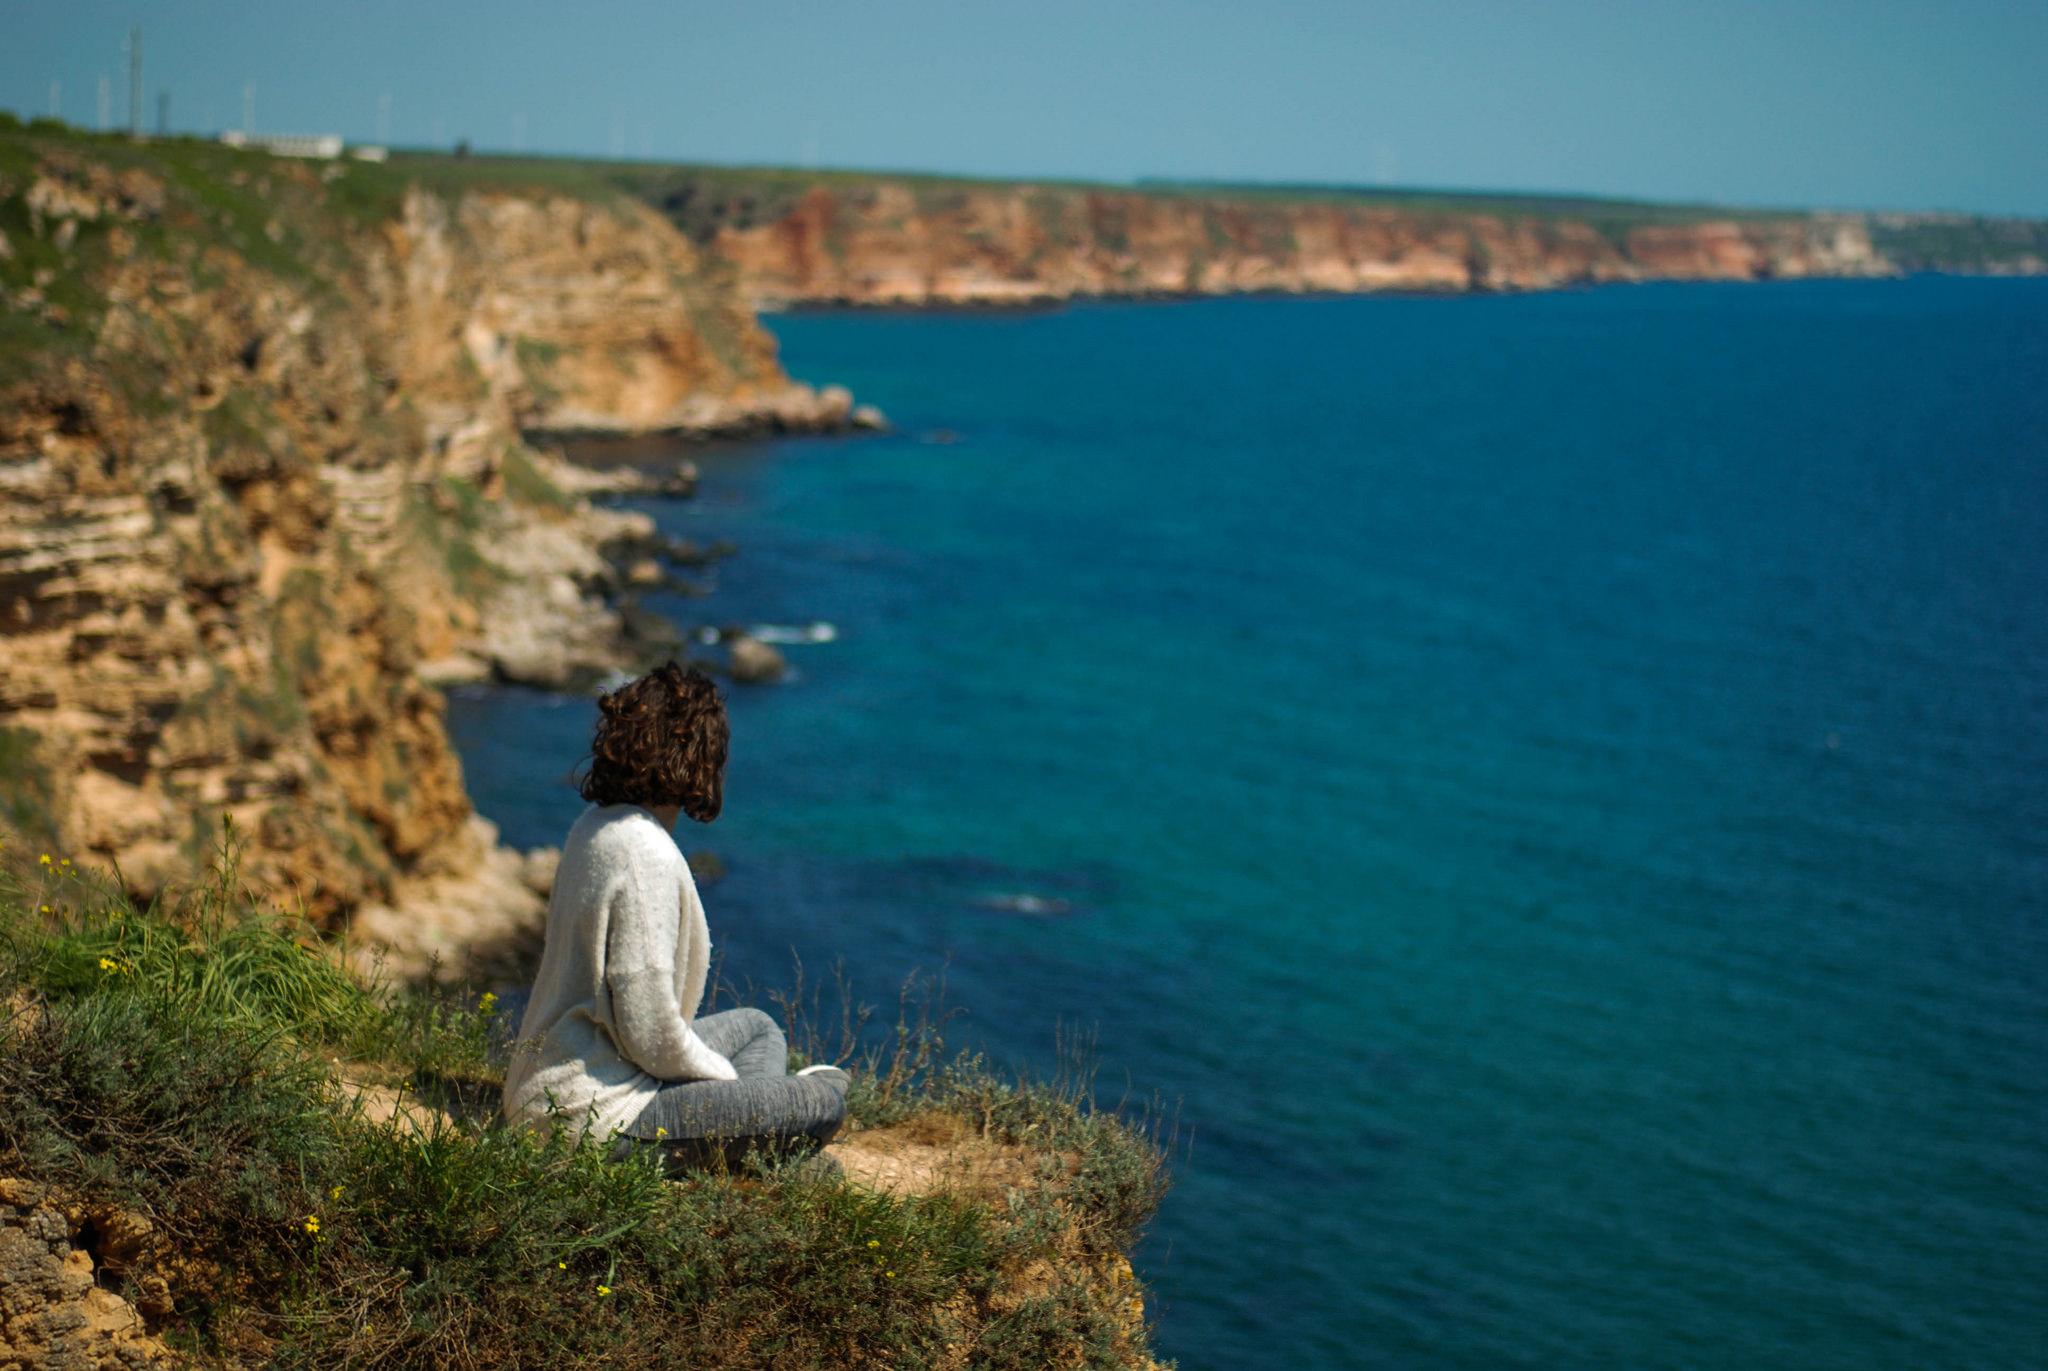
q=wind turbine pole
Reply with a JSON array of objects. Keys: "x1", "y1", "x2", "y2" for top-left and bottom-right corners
[{"x1": 127, "y1": 27, "x2": 142, "y2": 137}]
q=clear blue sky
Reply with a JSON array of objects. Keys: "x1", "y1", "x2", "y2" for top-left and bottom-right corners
[{"x1": 4, "y1": 0, "x2": 2044, "y2": 215}]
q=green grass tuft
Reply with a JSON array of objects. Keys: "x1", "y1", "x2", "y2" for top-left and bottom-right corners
[
  {"x1": 500, "y1": 445, "x2": 575, "y2": 510},
  {"x1": 0, "y1": 727, "x2": 56, "y2": 841}
]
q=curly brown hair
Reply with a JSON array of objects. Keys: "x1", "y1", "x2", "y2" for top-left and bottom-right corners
[{"x1": 577, "y1": 661, "x2": 730, "y2": 822}]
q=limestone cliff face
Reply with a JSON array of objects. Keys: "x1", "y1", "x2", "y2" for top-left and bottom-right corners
[
  {"x1": 1, "y1": 151, "x2": 471, "y2": 920},
  {"x1": 700, "y1": 182, "x2": 1898, "y2": 306},
  {"x1": 0, "y1": 131, "x2": 848, "y2": 945},
  {"x1": 390, "y1": 188, "x2": 854, "y2": 443}
]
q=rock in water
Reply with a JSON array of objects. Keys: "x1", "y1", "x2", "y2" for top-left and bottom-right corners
[
  {"x1": 726, "y1": 634, "x2": 787, "y2": 684},
  {"x1": 655, "y1": 463, "x2": 699, "y2": 497}
]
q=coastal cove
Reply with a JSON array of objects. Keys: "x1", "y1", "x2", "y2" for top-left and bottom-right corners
[{"x1": 453, "y1": 280, "x2": 2048, "y2": 1371}]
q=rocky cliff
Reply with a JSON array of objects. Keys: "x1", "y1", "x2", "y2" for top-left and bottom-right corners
[
  {"x1": 627, "y1": 172, "x2": 2043, "y2": 307},
  {"x1": 0, "y1": 124, "x2": 861, "y2": 961},
  {"x1": 679, "y1": 180, "x2": 1889, "y2": 306}
]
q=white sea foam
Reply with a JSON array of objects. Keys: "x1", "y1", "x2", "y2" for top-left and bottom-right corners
[
  {"x1": 974, "y1": 893, "x2": 1073, "y2": 917},
  {"x1": 749, "y1": 621, "x2": 839, "y2": 644}
]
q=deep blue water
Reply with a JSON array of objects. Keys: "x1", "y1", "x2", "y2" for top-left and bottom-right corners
[{"x1": 449, "y1": 279, "x2": 2048, "y2": 1370}]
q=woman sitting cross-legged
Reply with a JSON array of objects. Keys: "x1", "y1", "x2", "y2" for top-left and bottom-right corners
[{"x1": 502, "y1": 662, "x2": 848, "y2": 1171}]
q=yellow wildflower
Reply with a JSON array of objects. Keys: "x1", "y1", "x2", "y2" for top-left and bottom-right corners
[
  {"x1": 329, "y1": 1184, "x2": 345, "y2": 1200},
  {"x1": 557, "y1": 1261, "x2": 567, "y2": 1270},
  {"x1": 596, "y1": 1284, "x2": 613, "y2": 1297},
  {"x1": 302, "y1": 1215, "x2": 320, "y2": 1235},
  {"x1": 885, "y1": 1271, "x2": 896, "y2": 1279},
  {"x1": 866, "y1": 1239, "x2": 880, "y2": 1249},
  {"x1": 38, "y1": 854, "x2": 51, "y2": 866},
  {"x1": 98, "y1": 957, "x2": 117, "y2": 972},
  {"x1": 654, "y1": 1127, "x2": 667, "y2": 1139},
  {"x1": 478, "y1": 991, "x2": 498, "y2": 1014},
  {"x1": 41, "y1": 905, "x2": 52, "y2": 915}
]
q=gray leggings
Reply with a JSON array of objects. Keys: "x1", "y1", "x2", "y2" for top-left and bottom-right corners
[{"x1": 618, "y1": 1007, "x2": 846, "y2": 1168}]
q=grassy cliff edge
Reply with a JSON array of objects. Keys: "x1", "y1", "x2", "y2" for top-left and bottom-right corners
[{"x1": 0, "y1": 839, "x2": 1172, "y2": 1369}]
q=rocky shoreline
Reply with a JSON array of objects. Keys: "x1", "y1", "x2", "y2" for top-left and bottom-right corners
[
  {"x1": 523, "y1": 379, "x2": 888, "y2": 443},
  {"x1": 412, "y1": 439, "x2": 827, "y2": 693},
  {"x1": 350, "y1": 435, "x2": 831, "y2": 975}
]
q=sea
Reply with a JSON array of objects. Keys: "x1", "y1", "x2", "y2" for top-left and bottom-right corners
[{"x1": 447, "y1": 277, "x2": 2048, "y2": 1370}]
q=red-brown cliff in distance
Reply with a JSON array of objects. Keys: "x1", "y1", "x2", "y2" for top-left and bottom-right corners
[{"x1": 636, "y1": 173, "x2": 2045, "y2": 307}]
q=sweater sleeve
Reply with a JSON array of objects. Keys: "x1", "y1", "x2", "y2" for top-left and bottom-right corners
[{"x1": 603, "y1": 853, "x2": 737, "y2": 1082}]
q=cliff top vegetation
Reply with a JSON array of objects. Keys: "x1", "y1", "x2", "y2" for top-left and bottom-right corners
[{"x1": 0, "y1": 831, "x2": 1171, "y2": 1368}]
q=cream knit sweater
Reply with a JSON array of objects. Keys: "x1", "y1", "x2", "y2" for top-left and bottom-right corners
[{"x1": 502, "y1": 803, "x2": 738, "y2": 1142}]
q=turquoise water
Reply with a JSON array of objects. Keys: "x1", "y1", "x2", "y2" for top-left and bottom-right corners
[{"x1": 449, "y1": 279, "x2": 2048, "y2": 1370}]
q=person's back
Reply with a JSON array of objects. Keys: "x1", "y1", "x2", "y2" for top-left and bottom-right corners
[
  {"x1": 503, "y1": 802, "x2": 727, "y2": 1142},
  {"x1": 500, "y1": 663, "x2": 847, "y2": 1167}
]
